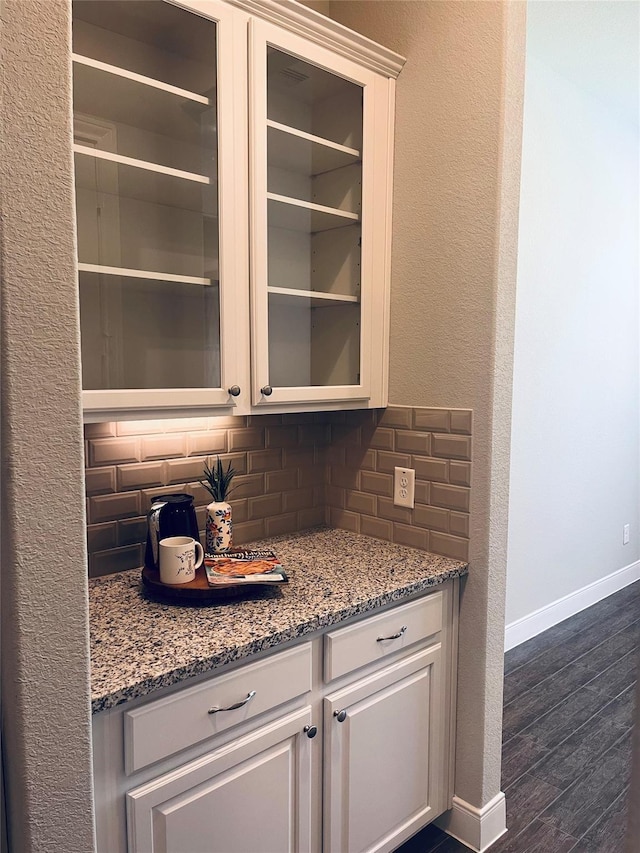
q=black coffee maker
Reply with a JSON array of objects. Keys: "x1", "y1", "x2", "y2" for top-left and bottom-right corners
[{"x1": 145, "y1": 494, "x2": 200, "y2": 571}]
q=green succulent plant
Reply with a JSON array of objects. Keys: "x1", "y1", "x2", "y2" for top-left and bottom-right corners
[{"x1": 200, "y1": 457, "x2": 236, "y2": 502}]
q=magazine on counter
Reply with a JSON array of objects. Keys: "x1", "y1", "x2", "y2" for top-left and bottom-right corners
[{"x1": 204, "y1": 549, "x2": 288, "y2": 586}]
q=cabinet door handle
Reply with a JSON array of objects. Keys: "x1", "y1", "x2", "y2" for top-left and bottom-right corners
[
  {"x1": 303, "y1": 724, "x2": 318, "y2": 738},
  {"x1": 376, "y1": 625, "x2": 407, "y2": 642},
  {"x1": 228, "y1": 385, "x2": 241, "y2": 397},
  {"x1": 208, "y1": 690, "x2": 256, "y2": 714},
  {"x1": 261, "y1": 385, "x2": 273, "y2": 396},
  {"x1": 333, "y1": 709, "x2": 347, "y2": 723}
]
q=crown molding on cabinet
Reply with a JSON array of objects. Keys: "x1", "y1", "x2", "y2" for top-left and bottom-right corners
[{"x1": 226, "y1": 0, "x2": 406, "y2": 77}]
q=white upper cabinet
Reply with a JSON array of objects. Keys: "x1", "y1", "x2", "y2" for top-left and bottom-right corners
[{"x1": 72, "y1": 0, "x2": 403, "y2": 420}]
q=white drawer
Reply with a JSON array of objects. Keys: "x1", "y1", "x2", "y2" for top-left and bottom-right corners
[
  {"x1": 324, "y1": 593, "x2": 443, "y2": 682},
  {"x1": 124, "y1": 643, "x2": 312, "y2": 774}
]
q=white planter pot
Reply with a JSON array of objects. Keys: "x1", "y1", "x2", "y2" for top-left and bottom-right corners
[{"x1": 206, "y1": 501, "x2": 233, "y2": 553}]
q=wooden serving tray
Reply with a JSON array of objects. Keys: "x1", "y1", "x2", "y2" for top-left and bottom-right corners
[{"x1": 141, "y1": 565, "x2": 285, "y2": 605}]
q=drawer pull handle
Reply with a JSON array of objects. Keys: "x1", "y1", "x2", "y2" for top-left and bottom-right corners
[
  {"x1": 376, "y1": 625, "x2": 408, "y2": 642},
  {"x1": 333, "y1": 709, "x2": 347, "y2": 723},
  {"x1": 208, "y1": 690, "x2": 256, "y2": 715},
  {"x1": 304, "y1": 724, "x2": 318, "y2": 738}
]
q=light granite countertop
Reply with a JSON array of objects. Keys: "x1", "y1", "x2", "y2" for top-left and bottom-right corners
[{"x1": 89, "y1": 527, "x2": 468, "y2": 714}]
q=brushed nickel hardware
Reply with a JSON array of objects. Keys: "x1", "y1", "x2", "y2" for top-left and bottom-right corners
[
  {"x1": 228, "y1": 385, "x2": 241, "y2": 396},
  {"x1": 208, "y1": 690, "x2": 256, "y2": 714},
  {"x1": 333, "y1": 709, "x2": 347, "y2": 723},
  {"x1": 376, "y1": 625, "x2": 407, "y2": 642},
  {"x1": 261, "y1": 385, "x2": 273, "y2": 396},
  {"x1": 303, "y1": 724, "x2": 318, "y2": 738}
]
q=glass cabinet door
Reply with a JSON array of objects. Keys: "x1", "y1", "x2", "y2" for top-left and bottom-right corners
[
  {"x1": 72, "y1": 0, "x2": 247, "y2": 415},
  {"x1": 250, "y1": 21, "x2": 380, "y2": 407}
]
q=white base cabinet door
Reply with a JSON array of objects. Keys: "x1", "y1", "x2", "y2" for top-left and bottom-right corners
[
  {"x1": 126, "y1": 707, "x2": 315, "y2": 853},
  {"x1": 323, "y1": 647, "x2": 445, "y2": 853}
]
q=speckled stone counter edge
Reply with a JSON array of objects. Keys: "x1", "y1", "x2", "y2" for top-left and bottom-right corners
[{"x1": 89, "y1": 528, "x2": 468, "y2": 713}]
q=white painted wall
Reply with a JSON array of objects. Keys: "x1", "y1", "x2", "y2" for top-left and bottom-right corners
[{"x1": 507, "y1": 0, "x2": 640, "y2": 628}]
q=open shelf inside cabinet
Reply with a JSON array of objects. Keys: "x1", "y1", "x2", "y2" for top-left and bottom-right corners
[
  {"x1": 72, "y1": 0, "x2": 216, "y2": 96},
  {"x1": 78, "y1": 269, "x2": 221, "y2": 391},
  {"x1": 73, "y1": 55, "x2": 216, "y2": 176},
  {"x1": 267, "y1": 292, "x2": 360, "y2": 388},
  {"x1": 267, "y1": 287, "x2": 358, "y2": 306},
  {"x1": 74, "y1": 149, "x2": 218, "y2": 281},
  {"x1": 266, "y1": 120, "x2": 359, "y2": 175},
  {"x1": 267, "y1": 193, "x2": 358, "y2": 233}
]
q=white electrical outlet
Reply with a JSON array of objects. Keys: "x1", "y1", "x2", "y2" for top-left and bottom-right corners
[
  {"x1": 623, "y1": 524, "x2": 630, "y2": 545},
  {"x1": 394, "y1": 466, "x2": 415, "y2": 508}
]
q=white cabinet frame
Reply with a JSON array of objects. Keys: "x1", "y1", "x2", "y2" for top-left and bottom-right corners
[{"x1": 80, "y1": 0, "x2": 251, "y2": 420}]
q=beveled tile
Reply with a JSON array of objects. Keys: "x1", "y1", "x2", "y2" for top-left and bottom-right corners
[
  {"x1": 430, "y1": 483, "x2": 470, "y2": 512},
  {"x1": 413, "y1": 408, "x2": 450, "y2": 432},
  {"x1": 228, "y1": 427, "x2": 264, "y2": 452},
  {"x1": 282, "y1": 487, "x2": 314, "y2": 512},
  {"x1": 378, "y1": 406, "x2": 413, "y2": 429},
  {"x1": 360, "y1": 515, "x2": 393, "y2": 542},
  {"x1": 246, "y1": 449, "x2": 283, "y2": 473},
  {"x1": 412, "y1": 455, "x2": 448, "y2": 483},
  {"x1": 248, "y1": 493, "x2": 282, "y2": 520},
  {"x1": 84, "y1": 466, "x2": 116, "y2": 496},
  {"x1": 329, "y1": 507, "x2": 360, "y2": 533},
  {"x1": 186, "y1": 431, "x2": 227, "y2": 457},
  {"x1": 429, "y1": 535, "x2": 468, "y2": 565},
  {"x1": 360, "y1": 471, "x2": 393, "y2": 497},
  {"x1": 449, "y1": 460, "x2": 472, "y2": 487},
  {"x1": 449, "y1": 512, "x2": 470, "y2": 538},
  {"x1": 265, "y1": 425, "x2": 299, "y2": 448},
  {"x1": 375, "y1": 450, "x2": 411, "y2": 473},
  {"x1": 395, "y1": 431, "x2": 431, "y2": 455},
  {"x1": 265, "y1": 468, "x2": 299, "y2": 493},
  {"x1": 431, "y1": 434, "x2": 471, "y2": 461},
  {"x1": 377, "y1": 497, "x2": 412, "y2": 524},
  {"x1": 449, "y1": 409, "x2": 472, "y2": 435},
  {"x1": 298, "y1": 506, "x2": 325, "y2": 529},
  {"x1": 393, "y1": 523, "x2": 429, "y2": 551},
  {"x1": 165, "y1": 456, "x2": 208, "y2": 485},
  {"x1": 140, "y1": 434, "x2": 186, "y2": 461},
  {"x1": 345, "y1": 490, "x2": 377, "y2": 515},
  {"x1": 413, "y1": 505, "x2": 449, "y2": 532},
  {"x1": 264, "y1": 513, "x2": 298, "y2": 537}
]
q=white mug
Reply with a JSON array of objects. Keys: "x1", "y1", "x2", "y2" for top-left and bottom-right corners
[{"x1": 158, "y1": 536, "x2": 204, "y2": 585}]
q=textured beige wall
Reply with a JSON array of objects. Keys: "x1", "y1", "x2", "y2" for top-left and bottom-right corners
[
  {"x1": 328, "y1": 0, "x2": 526, "y2": 807},
  {"x1": 0, "y1": 1, "x2": 95, "y2": 850}
]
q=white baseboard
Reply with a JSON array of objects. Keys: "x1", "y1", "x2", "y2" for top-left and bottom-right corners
[
  {"x1": 505, "y1": 559, "x2": 640, "y2": 652},
  {"x1": 435, "y1": 792, "x2": 507, "y2": 852}
]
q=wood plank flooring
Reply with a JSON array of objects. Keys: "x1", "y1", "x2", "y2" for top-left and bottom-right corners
[{"x1": 396, "y1": 581, "x2": 640, "y2": 852}]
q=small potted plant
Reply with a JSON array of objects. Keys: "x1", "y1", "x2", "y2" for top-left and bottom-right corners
[{"x1": 201, "y1": 457, "x2": 236, "y2": 553}]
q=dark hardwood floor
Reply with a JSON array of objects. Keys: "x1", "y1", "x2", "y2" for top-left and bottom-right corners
[{"x1": 397, "y1": 581, "x2": 640, "y2": 852}]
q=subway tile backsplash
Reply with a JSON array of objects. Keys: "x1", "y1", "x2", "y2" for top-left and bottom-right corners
[{"x1": 84, "y1": 406, "x2": 472, "y2": 577}]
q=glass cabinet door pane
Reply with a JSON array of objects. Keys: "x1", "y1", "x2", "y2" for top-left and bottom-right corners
[
  {"x1": 72, "y1": 1, "x2": 220, "y2": 391},
  {"x1": 265, "y1": 47, "x2": 363, "y2": 389}
]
